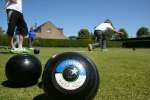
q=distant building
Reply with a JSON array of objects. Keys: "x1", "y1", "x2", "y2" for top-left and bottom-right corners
[{"x1": 34, "y1": 21, "x2": 66, "y2": 39}]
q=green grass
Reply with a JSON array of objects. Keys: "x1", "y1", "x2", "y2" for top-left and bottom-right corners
[{"x1": 0, "y1": 47, "x2": 150, "y2": 100}]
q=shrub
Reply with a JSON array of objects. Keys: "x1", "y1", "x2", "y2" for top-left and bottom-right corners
[{"x1": 24, "y1": 38, "x2": 93, "y2": 47}]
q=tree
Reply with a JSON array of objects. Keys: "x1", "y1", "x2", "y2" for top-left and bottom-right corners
[
  {"x1": 136, "y1": 27, "x2": 150, "y2": 38},
  {"x1": 0, "y1": 26, "x2": 5, "y2": 34},
  {"x1": 0, "y1": 26, "x2": 5, "y2": 40},
  {"x1": 78, "y1": 28, "x2": 91, "y2": 39},
  {"x1": 118, "y1": 28, "x2": 128, "y2": 39},
  {"x1": 0, "y1": 26, "x2": 7, "y2": 45},
  {"x1": 68, "y1": 36, "x2": 77, "y2": 40}
]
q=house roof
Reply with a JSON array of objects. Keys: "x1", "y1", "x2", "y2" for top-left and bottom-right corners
[{"x1": 36, "y1": 21, "x2": 59, "y2": 29}]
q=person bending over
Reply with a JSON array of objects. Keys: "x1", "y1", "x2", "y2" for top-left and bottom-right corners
[{"x1": 88, "y1": 19, "x2": 123, "y2": 51}]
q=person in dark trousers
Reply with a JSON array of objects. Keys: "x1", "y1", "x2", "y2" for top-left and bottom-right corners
[
  {"x1": 88, "y1": 19, "x2": 123, "y2": 51},
  {"x1": 5, "y1": 0, "x2": 28, "y2": 53}
]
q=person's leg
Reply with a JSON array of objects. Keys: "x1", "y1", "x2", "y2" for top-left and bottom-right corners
[
  {"x1": 88, "y1": 31, "x2": 100, "y2": 51},
  {"x1": 98, "y1": 37, "x2": 102, "y2": 49},
  {"x1": 102, "y1": 33, "x2": 107, "y2": 49},
  {"x1": 28, "y1": 38, "x2": 32, "y2": 48},
  {"x1": 13, "y1": 37, "x2": 17, "y2": 48},
  {"x1": 13, "y1": 34, "x2": 19, "y2": 48},
  {"x1": 30, "y1": 38, "x2": 34, "y2": 48},
  {"x1": 102, "y1": 39, "x2": 107, "y2": 49},
  {"x1": 101, "y1": 33, "x2": 107, "y2": 51},
  {"x1": 18, "y1": 33, "x2": 25, "y2": 49},
  {"x1": 17, "y1": 13, "x2": 28, "y2": 49},
  {"x1": 16, "y1": 35, "x2": 19, "y2": 48},
  {"x1": 91, "y1": 38, "x2": 101, "y2": 49},
  {"x1": 8, "y1": 36, "x2": 14, "y2": 48},
  {"x1": 6, "y1": 10, "x2": 18, "y2": 49},
  {"x1": 91, "y1": 30, "x2": 102, "y2": 50}
]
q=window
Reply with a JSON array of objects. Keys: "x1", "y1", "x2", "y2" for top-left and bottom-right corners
[{"x1": 47, "y1": 29, "x2": 51, "y2": 33}]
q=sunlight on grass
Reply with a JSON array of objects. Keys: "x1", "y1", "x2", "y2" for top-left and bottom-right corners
[{"x1": 0, "y1": 48, "x2": 150, "y2": 100}]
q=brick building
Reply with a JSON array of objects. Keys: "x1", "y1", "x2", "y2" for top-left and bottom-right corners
[{"x1": 34, "y1": 21, "x2": 66, "y2": 39}]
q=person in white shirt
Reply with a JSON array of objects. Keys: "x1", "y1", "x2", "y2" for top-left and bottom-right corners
[
  {"x1": 88, "y1": 19, "x2": 123, "y2": 51},
  {"x1": 5, "y1": 0, "x2": 28, "y2": 53}
]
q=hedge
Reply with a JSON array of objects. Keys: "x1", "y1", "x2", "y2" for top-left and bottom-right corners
[
  {"x1": 0, "y1": 36, "x2": 8, "y2": 46},
  {"x1": 108, "y1": 40, "x2": 123, "y2": 47},
  {"x1": 24, "y1": 38, "x2": 93, "y2": 47},
  {"x1": 122, "y1": 40, "x2": 150, "y2": 48},
  {"x1": 124, "y1": 37, "x2": 150, "y2": 40},
  {"x1": 27, "y1": 39, "x2": 123, "y2": 47},
  {"x1": 0, "y1": 38, "x2": 123, "y2": 47}
]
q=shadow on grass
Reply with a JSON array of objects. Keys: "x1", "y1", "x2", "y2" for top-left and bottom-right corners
[
  {"x1": 1, "y1": 80, "x2": 37, "y2": 88},
  {"x1": 33, "y1": 93, "x2": 54, "y2": 100},
  {"x1": 0, "y1": 51, "x2": 11, "y2": 54},
  {"x1": 33, "y1": 82, "x2": 56, "y2": 100}
]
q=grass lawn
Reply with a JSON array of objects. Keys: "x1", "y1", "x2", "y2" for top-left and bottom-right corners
[{"x1": 0, "y1": 47, "x2": 150, "y2": 100}]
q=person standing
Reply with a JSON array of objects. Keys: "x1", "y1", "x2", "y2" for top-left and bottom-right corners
[
  {"x1": 88, "y1": 19, "x2": 123, "y2": 51},
  {"x1": 5, "y1": 0, "x2": 28, "y2": 52},
  {"x1": 28, "y1": 27, "x2": 36, "y2": 49}
]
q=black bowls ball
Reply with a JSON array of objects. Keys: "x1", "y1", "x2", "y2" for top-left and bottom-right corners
[
  {"x1": 5, "y1": 54, "x2": 42, "y2": 86},
  {"x1": 42, "y1": 52, "x2": 100, "y2": 100}
]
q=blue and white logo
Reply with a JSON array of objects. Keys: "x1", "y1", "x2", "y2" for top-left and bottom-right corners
[{"x1": 55, "y1": 59, "x2": 86, "y2": 90}]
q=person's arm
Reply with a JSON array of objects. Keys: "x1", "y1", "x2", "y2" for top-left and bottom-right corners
[
  {"x1": 112, "y1": 29, "x2": 124, "y2": 35},
  {"x1": 106, "y1": 23, "x2": 124, "y2": 35}
]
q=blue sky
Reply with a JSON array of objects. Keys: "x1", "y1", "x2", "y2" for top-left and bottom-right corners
[{"x1": 0, "y1": 0, "x2": 150, "y2": 37}]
